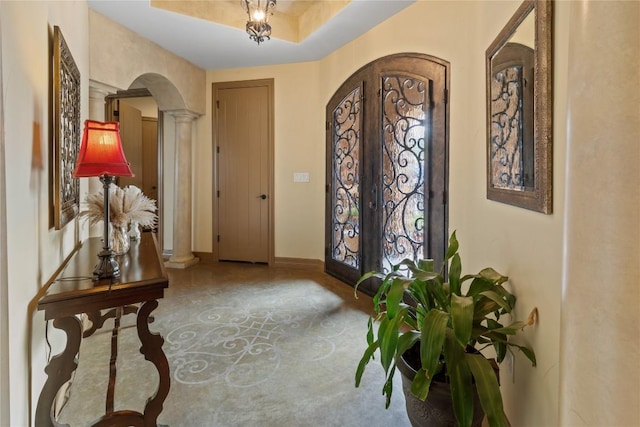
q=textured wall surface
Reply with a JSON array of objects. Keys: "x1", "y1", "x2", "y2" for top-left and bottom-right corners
[
  {"x1": 89, "y1": 10, "x2": 206, "y2": 114},
  {"x1": 1, "y1": 1, "x2": 89, "y2": 424},
  {"x1": 560, "y1": 1, "x2": 640, "y2": 425}
]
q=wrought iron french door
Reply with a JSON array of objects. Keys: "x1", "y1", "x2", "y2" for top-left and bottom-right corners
[{"x1": 325, "y1": 54, "x2": 449, "y2": 294}]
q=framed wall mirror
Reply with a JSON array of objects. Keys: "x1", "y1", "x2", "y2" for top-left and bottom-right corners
[{"x1": 486, "y1": 0, "x2": 553, "y2": 213}]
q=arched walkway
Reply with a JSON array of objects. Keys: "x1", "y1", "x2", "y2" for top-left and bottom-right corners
[
  {"x1": 89, "y1": 73, "x2": 201, "y2": 268},
  {"x1": 129, "y1": 73, "x2": 186, "y2": 112}
]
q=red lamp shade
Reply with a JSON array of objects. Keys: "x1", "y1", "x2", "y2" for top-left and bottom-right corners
[{"x1": 72, "y1": 120, "x2": 134, "y2": 178}]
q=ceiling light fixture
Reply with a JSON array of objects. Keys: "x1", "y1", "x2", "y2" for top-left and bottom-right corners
[{"x1": 241, "y1": 0, "x2": 276, "y2": 45}]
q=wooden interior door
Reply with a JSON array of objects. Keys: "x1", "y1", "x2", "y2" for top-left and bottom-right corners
[
  {"x1": 215, "y1": 80, "x2": 273, "y2": 263},
  {"x1": 117, "y1": 101, "x2": 142, "y2": 188},
  {"x1": 141, "y1": 117, "x2": 159, "y2": 202}
]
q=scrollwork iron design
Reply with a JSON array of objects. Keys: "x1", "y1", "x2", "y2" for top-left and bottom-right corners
[
  {"x1": 53, "y1": 26, "x2": 81, "y2": 229},
  {"x1": 381, "y1": 76, "x2": 427, "y2": 273},
  {"x1": 490, "y1": 66, "x2": 525, "y2": 190},
  {"x1": 331, "y1": 87, "x2": 361, "y2": 268}
]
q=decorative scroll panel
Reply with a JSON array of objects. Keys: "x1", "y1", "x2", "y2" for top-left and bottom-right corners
[
  {"x1": 53, "y1": 26, "x2": 81, "y2": 229},
  {"x1": 331, "y1": 87, "x2": 361, "y2": 268},
  {"x1": 381, "y1": 76, "x2": 427, "y2": 273},
  {"x1": 490, "y1": 65, "x2": 525, "y2": 191}
]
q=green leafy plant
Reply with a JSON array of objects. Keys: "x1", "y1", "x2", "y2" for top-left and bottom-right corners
[{"x1": 355, "y1": 231, "x2": 536, "y2": 427}]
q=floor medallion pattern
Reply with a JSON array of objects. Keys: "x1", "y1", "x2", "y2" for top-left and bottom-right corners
[
  {"x1": 57, "y1": 265, "x2": 411, "y2": 426},
  {"x1": 164, "y1": 290, "x2": 348, "y2": 387}
]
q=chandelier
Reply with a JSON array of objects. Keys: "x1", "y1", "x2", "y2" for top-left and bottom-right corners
[{"x1": 241, "y1": 0, "x2": 277, "y2": 45}]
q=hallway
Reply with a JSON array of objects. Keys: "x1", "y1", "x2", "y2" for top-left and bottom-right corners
[{"x1": 58, "y1": 262, "x2": 411, "y2": 426}]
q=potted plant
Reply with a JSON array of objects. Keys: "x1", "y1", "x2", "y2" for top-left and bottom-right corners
[{"x1": 355, "y1": 231, "x2": 536, "y2": 427}]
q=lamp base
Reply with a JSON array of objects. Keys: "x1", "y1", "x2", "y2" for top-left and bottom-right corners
[{"x1": 93, "y1": 248, "x2": 121, "y2": 280}]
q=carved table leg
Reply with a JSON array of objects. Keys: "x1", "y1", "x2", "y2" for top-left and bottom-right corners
[
  {"x1": 105, "y1": 307, "x2": 123, "y2": 414},
  {"x1": 35, "y1": 316, "x2": 83, "y2": 427},
  {"x1": 137, "y1": 300, "x2": 170, "y2": 426}
]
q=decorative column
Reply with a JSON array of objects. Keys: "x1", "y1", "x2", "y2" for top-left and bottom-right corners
[
  {"x1": 559, "y1": 1, "x2": 639, "y2": 425},
  {"x1": 165, "y1": 110, "x2": 200, "y2": 269},
  {"x1": 88, "y1": 83, "x2": 111, "y2": 120}
]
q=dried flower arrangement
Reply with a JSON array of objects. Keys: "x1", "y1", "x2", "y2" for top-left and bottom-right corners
[{"x1": 80, "y1": 184, "x2": 157, "y2": 229}]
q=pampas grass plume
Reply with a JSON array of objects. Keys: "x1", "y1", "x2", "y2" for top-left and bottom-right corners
[{"x1": 79, "y1": 184, "x2": 157, "y2": 228}]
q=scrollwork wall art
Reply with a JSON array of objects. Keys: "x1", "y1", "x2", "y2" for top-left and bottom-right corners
[{"x1": 52, "y1": 26, "x2": 81, "y2": 229}]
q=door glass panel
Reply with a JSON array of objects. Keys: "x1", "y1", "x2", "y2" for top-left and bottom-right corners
[
  {"x1": 331, "y1": 87, "x2": 361, "y2": 268},
  {"x1": 381, "y1": 76, "x2": 427, "y2": 273},
  {"x1": 325, "y1": 54, "x2": 448, "y2": 291}
]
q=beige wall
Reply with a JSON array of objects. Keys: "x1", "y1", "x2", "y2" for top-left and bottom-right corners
[
  {"x1": 205, "y1": 1, "x2": 565, "y2": 425},
  {"x1": 559, "y1": 1, "x2": 640, "y2": 424},
  {"x1": 89, "y1": 10, "x2": 206, "y2": 115},
  {"x1": 0, "y1": 1, "x2": 90, "y2": 424},
  {"x1": 0, "y1": 5, "x2": 7, "y2": 425},
  {"x1": 121, "y1": 97, "x2": 159, "y2": 118},
  {"x1": 207, "y1": 62, "x2": 325, "y2": 258}
]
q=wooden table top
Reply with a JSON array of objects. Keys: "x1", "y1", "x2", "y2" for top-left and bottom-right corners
[{"x1": 38, "y1": 232, "x2": 168, "y2": 320}]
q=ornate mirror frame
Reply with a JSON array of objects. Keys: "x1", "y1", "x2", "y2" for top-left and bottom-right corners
[{"x1": 486, "y1": 0, "x2": 553, "y2": 214}]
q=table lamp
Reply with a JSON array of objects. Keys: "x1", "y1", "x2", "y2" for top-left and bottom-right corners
[{"x1": 72, "y1": 120, "x2": 134, "y2": 280}]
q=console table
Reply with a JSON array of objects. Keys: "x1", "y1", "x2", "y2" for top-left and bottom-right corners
[{"x1": 35, "y1": 232, "x2": 170, "y2": 427}]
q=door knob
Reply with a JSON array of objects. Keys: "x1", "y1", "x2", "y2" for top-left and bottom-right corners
[{"x1": 257, "y1": 194, "x2": 267, "y2": 200}]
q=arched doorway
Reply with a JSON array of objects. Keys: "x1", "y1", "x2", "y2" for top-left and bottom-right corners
[
  {"x1": 325, "y1": 53, "x2": 450, "y2": 294},
  {"x1": 91, "y1": 73, "x2": 200, "y2": 267}
]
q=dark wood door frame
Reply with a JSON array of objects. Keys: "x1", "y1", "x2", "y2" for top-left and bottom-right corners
[{"x1": 325, "y1": 53, "x2": 450, "y2": 295}]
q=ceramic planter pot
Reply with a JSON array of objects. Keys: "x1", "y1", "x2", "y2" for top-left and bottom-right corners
[{"x1": 396, "y1": 348, "x2": 486, "y2": 427}]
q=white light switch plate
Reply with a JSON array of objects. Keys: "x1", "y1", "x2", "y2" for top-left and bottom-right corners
[{"x1": 293, "y1": 172, "x2": 310, "y2": 183}]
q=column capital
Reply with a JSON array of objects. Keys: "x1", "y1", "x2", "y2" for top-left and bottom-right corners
[
  {"x1": 88, "y1": 80, "x2": 119, "y2": 100},
  {"x1": 165, "y1": 109, "x2": 201, "y2": 122}
]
